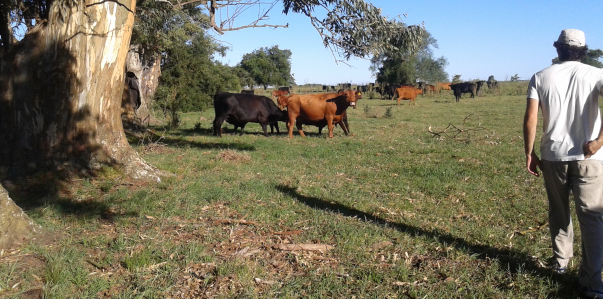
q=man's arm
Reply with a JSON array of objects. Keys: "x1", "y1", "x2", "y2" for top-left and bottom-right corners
[
  {"x1": 523, "y1": 98, "x2": 541, "y2": 176},
  {"x1": 583, "y1": 86, "x2": 603, "y2": 158}
]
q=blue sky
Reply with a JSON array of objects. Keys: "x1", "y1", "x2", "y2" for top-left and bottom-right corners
[{"x1": 211, "y1": 0, "x2": 603, "y2": 86}]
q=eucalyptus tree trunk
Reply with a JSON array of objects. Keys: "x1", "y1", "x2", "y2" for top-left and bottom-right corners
[
  {"x1": 123, "y1": 45, "x2": 161, "y2": 126},
  {"x1": 0, "y1": 0, "x2": 162, "y2": 181},
  {"x1": 0, "y1": 183, "x2": 42, "y2": 249}
]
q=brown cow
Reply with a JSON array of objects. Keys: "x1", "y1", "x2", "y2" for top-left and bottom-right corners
[
  {"x1": 277, "y1": 90, "x2": 360, "y2": 135},
  {"x1": 395, "y1": 86, "x2": 423, "y2": 105},
  {"x1": 436, "y1": 83, "x2": 452, "y2": 92},
  {"x1": 286, "y1": 90, "x2": 358, "y2": 138},
  {"x1": 272, "y1": 89, "x2": 289, "y2": 99}
]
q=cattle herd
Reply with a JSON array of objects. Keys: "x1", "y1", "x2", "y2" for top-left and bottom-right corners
[{"x1": 212, "y1": 79, "x2": 499, "y2": 138}]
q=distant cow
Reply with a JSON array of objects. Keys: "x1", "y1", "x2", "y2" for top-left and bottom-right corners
[
  {"x1": 278, "y1": 86, "x2": 290, "y2": 93},
  {"x1": 436, "y1": 83, "x2": 452, "y2": 92},
  {"x1": 340, "y1": 83, "x2": 352, "y2": 90},
  {"x1": 450, "y1": 82, "x2": 476, "y2": 102},
  {"x1": 357, "y1": 85, "x2": 368, "y2": 93},
  {"x1": 487, "y1": 81, "x2": 499, "y2": 89},
  {"x1": 213, "y1": 92, "x2": 285, "y2": 137},
  {"x1": 394, "y1": 86, "x2": 423, "y2": 105},
  {"x1": 241, "y1": 89, "x2": 254, "y2": 95},
  {"x1": 286, "y1": 90, "x2": 359, "y2": 138},
  {"x1": 475, "y1": 80, "x2": 486, "y2": 95}
]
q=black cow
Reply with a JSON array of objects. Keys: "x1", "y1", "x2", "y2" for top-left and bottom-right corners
[
  {"x1": 213, "y1": 92, "x2": 286, "y2": 137},
  {"x1": 241, "y1": 89, "x2": 254, "y2": 94},
  {"x1": 322, "y1": 85, "x2": 329, "y2": 92},
  {"x1": 125, "y1": 72, "x2": 141, "y2": 110},
  {"x1": 357, "y1": 85, "x2": 368, "y2": 92},
  {"x1": 450, "y1": 82, "x2": 476, "y2": 102},
  {"x1": 487, "y1": 81, "x2": 499, "y2": 89},
  {"x1": 475, "y1": 80, "x2": 486, "y2": 95},
  {"x1": 278, "y1": 86, "x2": 290, "y2": 94}
]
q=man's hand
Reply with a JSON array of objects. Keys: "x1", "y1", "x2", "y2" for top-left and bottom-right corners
[
  {"x1": 584, "y1": 139, "x2": 603, "y2": 158},
  {"x1": 526, "y1": 152, "x2": 542, "y2": 177}
]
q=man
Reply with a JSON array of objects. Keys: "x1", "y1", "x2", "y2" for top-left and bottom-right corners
[{"x1": 523, "y1": 29, "x2": 603, "y2": 298}]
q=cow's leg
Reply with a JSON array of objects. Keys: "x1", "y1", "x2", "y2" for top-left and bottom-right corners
[
  {"x1": 326, "y1": 115, "x2": 335, "y2": 138},
  {"x1": 339, "y1": 120, "x2": 349, "y2": 135},
  {"x1": 239, "y1": 124, "x2": 246, "y2": 136},
  {"x1": 318, "y1": 126, "x2": 324, "y2": 134},
  {"x1": 342, "y1": 116, "x2": 349, "y2": 135},
  {"x1": 287, "y1": 120, "x2": 295, "y2": 138},
  {"x1": 270, "y1": 122, "x2": 279, "y2": 134},
  {"x1": 260, "y1": 122, "x2": 268, "y2": 137},
  {"x1": 296, "y1": 120, "x2": 306, "y2": 137},
  {"x1": 213, "y1": 117, "x2": 225, "y2": 137}
]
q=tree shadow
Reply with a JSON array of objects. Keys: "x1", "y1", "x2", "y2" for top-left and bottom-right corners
[
  {"x1": 125, "y1": 128, "x2": 258, "y2": 151},
  {"x1": 0, "y1": 29, "x2": 137, "y2": 221},
  {"x1": 275, "y1": 184, "x2": 579, "y2": 298}
]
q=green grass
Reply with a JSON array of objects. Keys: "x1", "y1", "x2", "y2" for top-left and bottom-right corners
[{"x1": 2, "y1": 83, "x2": 589, "y2": 298}]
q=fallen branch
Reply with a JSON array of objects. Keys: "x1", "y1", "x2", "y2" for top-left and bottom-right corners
[
  {"x1": 213, "y1": 219, "x2": 262, "y2": 226},
  {"x1": 428, "y1": 114, "x2": 486, "y2": 142},
  {"x1": 273, "y1": 244, "x2": 334, "y2": 251},
  {"x1": 509, "y1": 222, "x2": 548, "y2": 239}
]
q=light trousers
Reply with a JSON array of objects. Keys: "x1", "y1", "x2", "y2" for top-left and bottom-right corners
[{"x1": 542, "y1": 159, "x2": 603, "y2": 287}]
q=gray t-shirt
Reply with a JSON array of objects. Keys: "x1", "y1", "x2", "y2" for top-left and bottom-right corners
[{"x1": 527, "y1": 61, "x2": 603, "y2": 161}]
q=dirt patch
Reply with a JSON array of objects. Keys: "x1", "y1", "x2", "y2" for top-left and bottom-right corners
[
  {"x1": 216, "y1": 150, "x2": 251, "y2": 163},
  {"x1": 0, "y1": 252, "x2": 46, "y2": 297}
]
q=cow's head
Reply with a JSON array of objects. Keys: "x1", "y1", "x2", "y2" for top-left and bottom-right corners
[
  {"x1": 338, "y1": 90, "x2": 359, "y2": 109},
  {"x1": 277, "y1": 95, "x2": 289, "y2": 110}
]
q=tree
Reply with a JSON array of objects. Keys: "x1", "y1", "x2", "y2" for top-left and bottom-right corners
[
  {"x1": 370, "y1": 31, "x2": 447, "y2": 85},
  {"x1": 452, "y1": 74, "x2": 462, "y2": 83},
  {"x1": 238, "y1": 46, "x2": 294, "y2": 89},
  {"x1": 155, "y1": 30, "x2": 241, "y2": 127},
  {"x1": 510, "y1": 74, "x2": 520, "y2": 81},
  {"x1": 551, "y1": 48, "x2": 603, "y2": 68},
  {"x1": 0, "y1": 0, "x2": 424, "y2": 246}
]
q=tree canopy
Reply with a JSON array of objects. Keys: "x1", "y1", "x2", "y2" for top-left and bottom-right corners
[
  {"x1": 551, "y1": 48, "x2": 603, "y2": 68},
  {"x1": 370, "y1": 31, "x2": 448, "y2": 85},
  {"x1": 237, "y1": 46, "x2": 294, "y2": 89}
]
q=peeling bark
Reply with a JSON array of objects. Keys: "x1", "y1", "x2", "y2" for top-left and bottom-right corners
[{"x1": 0, "y1": 0, "x2": 164, "y2": 182}]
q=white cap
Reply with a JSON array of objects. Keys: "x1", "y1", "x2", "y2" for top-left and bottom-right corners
[{"x1": 556, "y1": 29, "x2": 585, "y2": 47}]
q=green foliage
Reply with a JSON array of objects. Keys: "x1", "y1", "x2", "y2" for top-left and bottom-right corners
[
  {"x1": 132, "y1": 0, "x2": 208, "y2": 58},
  {"x1": 488, "y1": 75, "x2": 496, "y2": 82},
  {"x1": 282, "y1": 0, "x2": 424, "y2": 59},
  {"x1": 384, "y1": 106, "x2": 394, "y2": 118},
  {"x1": 371, "y1": 31, "x2": 448, "y2": 85},
  {"x1": 452, "y1": 74, "x2": 462, "y2": 83},
  {"x1": 551, "y1": 48, "x2": 603, "y2": 67},
  {"x1": 510, "y1": 74, "x2": 520, "y2": 81},
  {"x1": 238, "y1": 45, "x2": 295, "y2": 88},
  {"x1": 583, "y1": 49, "x2": 603, "y2": 68},
  {"x1": 154, "y1": 28, "x2": 240, "y2": 124}
]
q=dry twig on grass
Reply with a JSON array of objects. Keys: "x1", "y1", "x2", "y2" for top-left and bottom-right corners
[
  {"x1": 428, "y1": 114, "x2": 486, "y2": 142},
  {"x1": 139, "y1": 129, "x2": 167, "y2": 153}
]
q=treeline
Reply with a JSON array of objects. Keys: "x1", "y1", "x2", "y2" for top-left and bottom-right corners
[{"x1": 132, "y1": 2, "x2": 295, "y2": 119}]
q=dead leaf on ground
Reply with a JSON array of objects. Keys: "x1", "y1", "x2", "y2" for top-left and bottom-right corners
[{"x1": 369, "y1": 241, "x2": 393, "y2": 251}]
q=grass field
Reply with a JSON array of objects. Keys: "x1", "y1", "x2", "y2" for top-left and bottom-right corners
[{"x1": 1, "y1": 83, "x2": 589, "y2": 298}]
